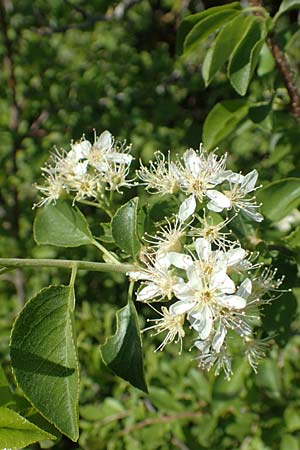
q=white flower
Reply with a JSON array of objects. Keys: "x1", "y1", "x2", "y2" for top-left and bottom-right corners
[
  {"x1": 34, "y1": 167, "x2": 66, "y2": 207},
  {"x1": 131, "y1": 253, "x2": 184, "y2": 302},
  {"x1": 101, "y1": 162, "x2": 136, "y2": 192},
  {"x1": 175, "y1": 148, "x2": 231, "y2": 220},
  {"x1": 188, "y1": 213, "x2": 237, "y2": 249},
  {"x1": 143, "y1": 216, "x2": 187, "y2": 257},
  {"x1": 207, "y1": 169, "x2": 263, "y2": 222},
  {"x1": 142, "y1": 305, "x2": 186, "y2": 353},
  {"x1": 88, "y1": 130, "x2": 133, "y2": 172},
  {"x1": 137, "y1": 151, "x2": 181, "y2": 195}
]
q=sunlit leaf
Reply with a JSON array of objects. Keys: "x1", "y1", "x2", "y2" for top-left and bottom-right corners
[
  {"x1": 228, "y1": 18, "x2": 266, "y2": 95},
  {"x1": 202, "y1": 99, "x2": 249, "y2": 150},
  {"x1": 184, "y1": 9, "x2": 240, "y2": 54},
  {"x1": 274, "y1": 0, "x2": 300, "y2": 22},
  {"x1": 34, "y1": 200, "x2": 93, "y2": 247},
  {"x1": 202, "y1": 14, "x2": 252, "y2": 85},
  {"x1": 176, "y1": 2, "x2": 240, "y2": 54},
  {"x1": 10, "y1": 285, "x2": 80, "y2": 441},
  {"x1": 0, "y1": 407, "x2": 55, "y2": 448},
  {"x1": 111, "y1": 197, "x2": 141, "y2": 257},
  {"x1": 257, "y1": 178, "x2": 300, "y2": 222}
]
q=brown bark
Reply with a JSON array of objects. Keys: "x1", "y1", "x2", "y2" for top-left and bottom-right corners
[{"x1": 248, "y1": 0, "x2": 300, "y2": 120}]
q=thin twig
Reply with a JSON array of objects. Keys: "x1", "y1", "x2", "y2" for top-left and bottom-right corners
[
  {"x1": 248, "y1": 0, "x2": 300, "y2": 120},
  {"x1": 0, "y1": 258, "x2": 135, "y2": 274},
  {"x1": 117, "y1": 411, "x2": 203, "y2": 437}
]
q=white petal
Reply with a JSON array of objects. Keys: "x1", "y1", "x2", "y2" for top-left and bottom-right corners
[
  {"x1": 241, "y1": 169, "x2": 258, "y2": 193},
  {"x1": 236, "y1": 278, "x2": 252, "y2": 299},
  {"x1": 173, "y1": 283, "x2": 194, "y2": 301},
  {"x1": 214, "y1": 170, "x2": 244, "y2": 184},
  {"x1": 226, "y1": 247, "x2": 246, "y2": 266},
  {"x1": 194, "y1": 339, "x2": 211, "y2": 354},
  {"x1": 137, "y1": 283, "x2": 161, "y2": 301},
  {"x1": 197, "y1": 305, "x2": 213, "y2": 340},
  {"x1": 73, "y1": 161, "x2": 88, "y2": 178},
  {"x1": 217, "y1": 294, "x2": 246, "y2": 310},
  {"x1": 95, "y1": 130, "x2": 112, "y2": 151},
  {"x1": 170, "y1": 162, "x2": 186, "y2": 185},
  {"x1": 243, "y1": 208, "x2": 264, "y2": 222},
  {"x1": 170, "y1": 299, "x2": 195, "y2": 315},
  {"x1": 218, "y1": 274, "x2": 236, "y2": 294},
  {"x1": 178, "y1": 195, "x2": 196, "y2": 222},
  {"x1": 212, "y1": 324, "x2": 227, "y2": 353},
  {"x1": 183, "y1": 149, "x2": 201, "y2": 178},
  {"x1": 168, "y1": 252, "x2": 193, "y2": 269},
  {"x1": 206, "y1": 189, "x2": 231, "y2": 209},
  {"x1": 155, "y1": 253, "x2": 172, "y2": 270},
  {"x1": 71, "y1": 140, "x2": 92, "y2": 160},
  {"x1": 128, "y1": 270, "x2": 153, "y2": 281},
  {"x1": 207, "y1": 200, "x2": 224, "y2": 213},
  {"x1": 186, "y1": 265, "x2": 204, "y2": 290},
  {"x1": 106, "y1": 152, "x2": 132, "y2": 164},
  {"x1": 210, "y1": 267, "x2": 227, "y2": 290},
  {"x1": 195, "y1": 238, "x2": 211, "y2": 261}
]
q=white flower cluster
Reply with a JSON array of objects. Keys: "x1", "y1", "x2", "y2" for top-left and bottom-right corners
[
  {"x1": 35, "y1": 130, "x2": 134, "y2": 207},
  {"x1": 137, "y1": 146, "x2": 263, "y2": 222},
  {"x1": 132, "y1": 145, "x2": 281, "y2": 379}
]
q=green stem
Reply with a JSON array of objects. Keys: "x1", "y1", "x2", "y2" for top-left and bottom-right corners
[
  {"x1": 69, "y1": 263, "x2": 78, "y2": 287},
  {"x1": 77, "y1": 199, "x2": 113, "y2": 218},
  {"x1": 92, "y1": 239, "x2": 120, "y2": 265},
  {"x1": 0, "y1": 258, "x2": 134, "y2": 274}
]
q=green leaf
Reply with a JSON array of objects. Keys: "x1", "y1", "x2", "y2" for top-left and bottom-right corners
[
  {"x1": 274, "y1": 0, "x2": 300, "y2": 22},
  {"x1": 100, "y1": 300, "x2": 148, "y2": 393},
  {"x1": 284, "y1": 406, "x2": 300, "y2": 432},
  {"x1": 257, "y1": 178, "x2": 300, "y2": 222},
  {"x1": 261, "y1": 291, "x2": 297, "y2": 347},
  {"x1": 202, "y1": 99, "x2": 249, "y2": 150},
  {"x1": 256, "y1": 359, "x2": 282, "y2": 399},
  {"x1": 10, "y1": 285, "x2": 80, "y2": 441},
  {"x1": 0, "y1": 366, "x2": 14, "y2": 408},
  {"x1": 34, "y1": 200, "x2": 93, "y2": 247},
  {"x1": 257, "y1": 43, "x2": 275, "y2": 76},
  {"x1": 280, "y1": 435, "x2": 299, "y2": 450},
  {"x1": 202, "y1": 14, "x2": 253, "y2": 86},
  {"x1": 184, "y1": 9, "x2": 240, "y2": 54},
  {"x1": 228, "y1": 18, "x2": 266, "y2": 95},
  {"x1": 248, "y1": 102, "x2": 272, "y2": 124},
  {"x1": 111, "y1": 197, "x2": 141, "y2": 258},
  {"x1": 0, "y1": 407, "x2": 55, "y2": 448},
  {"x1": 176, "y1": 2, "x2": 240, "y2": 54}
]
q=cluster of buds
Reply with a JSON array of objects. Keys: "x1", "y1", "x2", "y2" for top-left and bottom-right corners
[
  {"x1": 35, "y1": 130, "x2": 134, "y2": 207},
  {"x1": 132, "y1": 147, "x2": 282, "y2": 379}
]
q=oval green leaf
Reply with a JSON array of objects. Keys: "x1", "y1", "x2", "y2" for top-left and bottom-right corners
[
  {"x1": 100, "y1": 300, "x2": 148, "y2": 393},
  {"x1": 257, "y1": 178, "x2": 300, "y2": 222},
  {"x1": 274, "y1": 0, "x2": 300, "y2": 22},
  {"x1": 202, "y1": 99, "x2": 249, "y2": 150},
  {"x1": 202, "y1": 14, "x2": 253, "y2": 86},
  {"x1": 228, "y1": 18, "x2": 266, "y2": 95},
  {"x1": 111, "y1": 197, "x2": 141, "y2": 258},
  {"x1": 0, "y1": 407, "x2": 55, "y2": 448},
  {"x1": 10, "y1": 285, "x2": 80, "y2": 441},
  {"x1": 34, "y1": 200, "x2": 93, "y2": 247},
  {"x1": 184, "y1": 9, "x2": 239, "y2": 54},
  {"x1": 176, "y1": 2, "x2": 240, "y2": 54}
]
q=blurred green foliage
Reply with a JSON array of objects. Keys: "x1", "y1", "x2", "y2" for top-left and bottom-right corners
[{"x1": 1, "y1": 0, "x2": 300, "y2": 448}]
